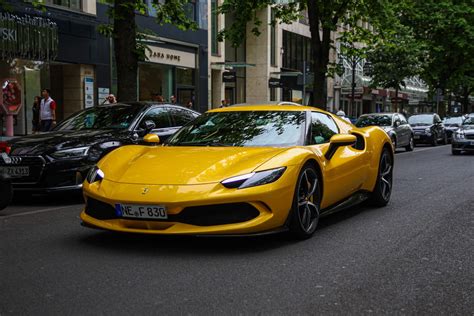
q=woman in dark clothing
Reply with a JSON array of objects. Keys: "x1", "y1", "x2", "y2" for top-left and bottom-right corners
[{"x1": 32, "y1": 95, "x2": 41, "y2": 133}]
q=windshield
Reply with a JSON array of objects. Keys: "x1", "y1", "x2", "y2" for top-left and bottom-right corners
[
  {"x1": 443, "y1": 117, "x2": 463, "y2": 126},
  {"x1": 54, "y1": 105, "x2": 142, "y2": 131},
  {"x1": 408, "y1": 115, "x2": 433, "y2": 125},
  {"x1": 167, "y1": 111, "x2": 306, "y2": 147},
  {"x1": 463, "y1": 117, "x2": 474, "y2": 125},
  {"x1": 355, "y1": 115, "x2": 392, "y2": 127}
]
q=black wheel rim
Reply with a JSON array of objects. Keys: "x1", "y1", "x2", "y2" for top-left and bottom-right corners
[
  {"x1": 297, "y1": 169, "x2": 319, "y2": 233},
  {"x1": 379, "y1": 151, "x2": 393, "y2": 201}
]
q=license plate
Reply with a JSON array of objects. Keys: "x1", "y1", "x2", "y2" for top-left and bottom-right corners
[
  {"x1": 115, "y1": 204, "x2": 167, "y2": 219},
  {"x1": 0, "y1": 166, "x2": 29, "y2": 177},
  {"x1": 414, "y1": 135, "x2": 420, "y2": 139}
]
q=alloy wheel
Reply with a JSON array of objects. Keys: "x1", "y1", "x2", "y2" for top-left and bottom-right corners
[
  {"x1": 296, "y1": 168, "x2": 320, "y2": 233},
  {"x1": 379, "y1": 151, "x2": 393, "y2": 201}
]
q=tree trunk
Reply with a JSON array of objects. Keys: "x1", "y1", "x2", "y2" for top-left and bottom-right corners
[
  {"x1": 114, "y1": 0, "x2": 139, "y2": 102},
  {"x1": 307, "y1": 2, "x2": 331, "y2": 110}
]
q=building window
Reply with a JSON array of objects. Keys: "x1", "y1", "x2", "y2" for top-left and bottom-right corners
[
  {"x1": 184, "y1": 0, "x2": 196, "y2": 21},
  {"x1": 45, "y1": 0, "x2": 81, "y2": 11},
  {"x1": 270, "y1": 9, "x2": 276, "y2": 66},
  {"x1": 211, "y1": 0, "x2": 218, "y2": 55},
  {"x1": 282, "y1": 31, "x2": 312, "y2": 72},
  {"x1": 270, "y1": 87, "x2": 276, "y2": 101}
]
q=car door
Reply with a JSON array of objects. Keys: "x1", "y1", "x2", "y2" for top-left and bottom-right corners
[
  {"x1": 137, "y1": 107, "x2": 175, "y2": 141},
  {"x1": 399, "y1": 114, "x2": 411, "y2": 145},
  {"x1": 308, "y1": 112, "x2": 370, "y2": 208}
]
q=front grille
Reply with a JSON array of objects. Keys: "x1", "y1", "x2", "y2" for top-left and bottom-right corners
[
  {"x1": 465, "y1": 134, "x2": 474, "y2": 140},
  {"x1": 0, "y1": 156, "x2": 45, "y2": 183},
  {"x1": 85, "y1": 198, "x2": 260, "y2": 226}
]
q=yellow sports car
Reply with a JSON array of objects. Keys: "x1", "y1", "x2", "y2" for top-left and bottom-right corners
[{"x1": 80, "y1": 104, "x2": 393, "y2": 239}]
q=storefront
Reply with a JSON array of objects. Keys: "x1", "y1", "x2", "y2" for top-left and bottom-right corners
[
  {"x1": 138, "y1": 44, "x2": 197, "y2": 107},
  {"x1": 1, "y1": 5, "x2": 103, "y2": 136}
]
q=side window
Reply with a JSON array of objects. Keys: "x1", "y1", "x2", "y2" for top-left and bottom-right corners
[
  {"x1": 140, "y1": 108, "x2": 172, "y2": 129},
  {"x1": 310, "y1": 112, "x2": 339, "y2": 144},
  {"x1": 399, "y1": 114, "x2": 408, "y2": 124},
  {"x1": 170, "y1": 108, "x2": 199, "y2": 127}
]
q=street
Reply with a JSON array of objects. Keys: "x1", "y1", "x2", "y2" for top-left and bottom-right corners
[{"x1": 0, "y1": 145, "x2": 472, "y2": 315}]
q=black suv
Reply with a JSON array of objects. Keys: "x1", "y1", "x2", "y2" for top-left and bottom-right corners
[
  {"x1": 0, "y1": 102, "x2": 200, "y2": 193},
  {"x1": 408, "y1": 113, "x2": 447, "y2": 146}
]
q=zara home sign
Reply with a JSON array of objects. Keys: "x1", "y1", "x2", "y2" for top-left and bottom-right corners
[{"x1": 147, "y1": 46, "x2": 196, "y2": 69}]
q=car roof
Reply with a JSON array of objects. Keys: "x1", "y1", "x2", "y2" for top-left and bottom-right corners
[
  {"x1": 209, "y1": 103, "x2": 332, "y2": 115},
  {"x1": 95, "y1": 102, "x2": 200, "y2": 114}
]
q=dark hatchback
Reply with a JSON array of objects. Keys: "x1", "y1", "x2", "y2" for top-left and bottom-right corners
[
  {"x1": 443, "y1": 116, "x2": 464, "y2": 142},
  {"x1": 408, "y1": 113, "x2": 447, "y2": 146},
  {"x1": 452, "y1": 116, "x2": 474, "y2": 155},
  {"x1": 0, "y1": 102, "x2": 200, "y2": 193}
]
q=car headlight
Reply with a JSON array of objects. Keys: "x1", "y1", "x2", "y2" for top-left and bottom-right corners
[
  {"x1": 424, "y1": 128, "x2": 431, "y2": 134},
  {"x1": 50, "y1": 146, "x2": 90, "y2": 159},
  {"x1": 454, "y1": 131, "x2": 465, "y2": 139},
  {"x1": 86, "y1": 166, "x2": 105, "y2": 183},
  {"x1": 221, "y1": 167, "x2": 286, "y2": 189}
]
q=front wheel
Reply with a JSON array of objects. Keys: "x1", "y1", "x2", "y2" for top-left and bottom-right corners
[
  {"x1": 431, "y1": 134, "x2": 438, "y2": 146},
  {"x1": 289, "y1": 164, "x2": 321, "y2": 239},
  {"x1": 405, "y1": 136, "x2": 414, "y2": 151},
  {"x1": 442, "y1": 133, "x2": 448, "y2": 145},
  {"x1": 368, "y1": 147, "x2": 393, "y2": 207}
]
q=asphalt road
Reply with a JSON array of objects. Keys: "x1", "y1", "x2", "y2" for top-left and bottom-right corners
[{"x1": 1, "y1": 145, "x2": 473, "y2": 315}]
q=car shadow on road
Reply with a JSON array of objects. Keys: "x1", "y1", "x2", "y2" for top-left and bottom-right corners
[
  {"x1": 11, "y1": 191, "x2": 84, "y2": 207},
  {"x1": 76, "y1": 203, "x2": 376, "y2": 256}
]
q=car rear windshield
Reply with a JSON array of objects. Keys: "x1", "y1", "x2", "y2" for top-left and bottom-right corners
[
  {"x1": 443, "y1": 117, "x2": 463, "y2": 125},
  {"x1": 408, "y1": 115, "x2": 433, "y2": 125},
  {"x1": 355, "y1": 115, "x2": 392, "y2": 127},
  {"x1": 54, "y1": 105, "x2": 142, "y2": 131},
  {"x1": 167, "y1": 111, "x2": 306, "y2": 147}
]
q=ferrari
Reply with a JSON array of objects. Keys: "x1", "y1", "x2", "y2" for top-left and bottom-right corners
[{"x1": 80, "y1": 103, "x2": 394, "y2": 239}]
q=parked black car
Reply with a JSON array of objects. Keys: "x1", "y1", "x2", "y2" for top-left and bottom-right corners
[
  {"x1": 0, "y1": 102, "x2": 200, "y2": 193},
  {"x1": 443, "y1": 116, "x2": 464, "y2": 142},
  {"x1": 451, "y1": 116, "x2": 474, "y2": 155},
  {"x1": 355, "y1": 113, "x2": 414, "y2": 151},
  {"x1": 408, "y1": 113, "x2": 447, "y2": 146},
  {"x1": 0, "y1": 175, "x2": 13, "y2": 210}
]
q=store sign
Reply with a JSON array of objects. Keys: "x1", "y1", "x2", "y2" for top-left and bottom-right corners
[
  {"x1": 0, "y1": 12, "x2": 58, "y2": 61},
  {"x1": 147, "y1": 46, "x2": 196, "y2": 68},
  {"x1": 84, "y1": 77, "x2": 94, "y2": 108},
  {"x1": 268, "y1": 77, "x2": 283, "y2": 88},
  {"x1": 222, "y1": 71, "x2": 236, "y2": 83}
]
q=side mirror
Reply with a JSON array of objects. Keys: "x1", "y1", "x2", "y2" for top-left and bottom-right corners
[
  {"x1": 142, "y1": 120, "x2": 156, "y2": 132},
  {"x1": 325, "y1": 134, "x2": 357, "y2": 160},
  {"x1": 143, "y1": 133, "x2": 160, "y2": 144}
]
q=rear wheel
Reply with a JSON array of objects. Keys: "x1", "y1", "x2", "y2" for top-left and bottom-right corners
[
  {"x1": 289, "y1": 164, "x2": 321, "y2": 239},
  {"x1": 405, "y1": 136, "x2": 414, "y2": 151},
  {"x1": 368, "y1": 147, "x2": 393, "y2": 207}
]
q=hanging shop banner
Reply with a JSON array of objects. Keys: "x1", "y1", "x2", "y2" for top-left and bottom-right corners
[
  {"x1": 222, "y1": 71, "x2": 236, "y2": 83},
  {"x1": 84, "y1": 77, "x2": 94, "y2": 108},
  {"x1": 0, "y1": 12, "x2": 58, "y2": 61},
  {"x1": 1, "y1": 78, "x2": 22, "y2": 115}
]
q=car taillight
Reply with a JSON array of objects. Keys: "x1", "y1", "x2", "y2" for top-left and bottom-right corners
[{"x1": 0, "y1": 141, "x2": 11, "y2": 154}]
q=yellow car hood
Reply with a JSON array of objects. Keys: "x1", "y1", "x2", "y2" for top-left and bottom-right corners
[{"x1": 100, "y1": 146, "x2": 288, "y2": 185}]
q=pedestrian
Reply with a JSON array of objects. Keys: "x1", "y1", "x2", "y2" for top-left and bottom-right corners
[
  {"x1": 186, "y1": 100, "x2": 193, "y2": 109},
  {"x1": 336, "y1": 110, "x2": 352, "y2": 123},
  {"x1": 39, "y1": 88, "x2": 57, "y2": 132},
  {"x1": 219, "y1": 99, "x2": 226, "y2": 108},
  {"x1": 170, "y1": 95, "x2": 177, "y2": 105},
  {"x1": 101, "y1": 94, "x2": 117, "y2": 105},
  {"x1": 32, "y1": 95, "x2": 41, "y2": 134}
]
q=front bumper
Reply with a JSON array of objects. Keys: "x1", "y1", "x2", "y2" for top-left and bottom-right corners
[
  {"x1": 413, "y1": 132, "x2": 434, "y2": 143},
  {"x1": 451, "y1": 138, "x2": 474, "y2": 151},
  {"x1": 80, "y1": 167, "x2": 299, "y2": 235}
]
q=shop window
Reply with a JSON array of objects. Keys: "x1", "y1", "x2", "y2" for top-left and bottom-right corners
[
  {"x1": 44, "y1": 0, "x2": 81, "y2": 11},
  {"x1": 139, "y1": 63, "x2": 174, "y2": 102},
  {"x1": 176, "y1": 68, "x2": 195, "y2": 86}
]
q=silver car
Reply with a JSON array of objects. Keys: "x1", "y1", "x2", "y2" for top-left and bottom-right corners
[
  {"x1": 355, "y1": 113, "x2": 414, "y2": 151},
  {"x1": 452, "y1": 116, "x2": 474, "y2": 155}
]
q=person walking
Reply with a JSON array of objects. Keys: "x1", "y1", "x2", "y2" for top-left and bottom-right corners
[
  {"x1": 39, "y1": 88, "x2": 57, "y2": 132},
  {"x1": 32, "y1": 96, "x2": 41, "y2": 134},
  {"x1": 170, "y1": 95, "x2": 177, "y2": 105}
]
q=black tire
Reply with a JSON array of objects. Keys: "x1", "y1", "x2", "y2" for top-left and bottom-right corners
[
  {"x1": 368, "y1": 147, "x2": 393, "y2": 207},
  {"x1": 405, "y1": 135, "x2": 415, "y2": 151},
  {"x1": 452, "y1": 149, "x2": 461, "y2": 155},
  {"x1": 431, "y1": 134, "x2": 438, "y2": 146},
  {"x1": 442, "y1": 133, "x2": 448, "y2": 145},
  {"x1": 391, "y1": 136, "x2": 397, "y2": 149},
  {"x1": 289, "y1": 163, "x2": 322, "y2": 239},
  {"x1": 0, "y1": 180, "x2": 13, "y2": 211}
]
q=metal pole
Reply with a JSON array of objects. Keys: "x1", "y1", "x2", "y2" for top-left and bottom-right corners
[
  {"x1": 351, "y1": 58, "x2": 356, "y2": 117},
  {"x1": 302, "y1": 60, "x2": 306, "y2": 105}
]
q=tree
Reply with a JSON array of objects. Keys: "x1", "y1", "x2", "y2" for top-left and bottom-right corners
[
  {"x1": 217, "y1": 0, "x2": 390, "y2": 110},
  {"x1": 99, "y1": 0, "x2": 197, "y2": 101}
]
